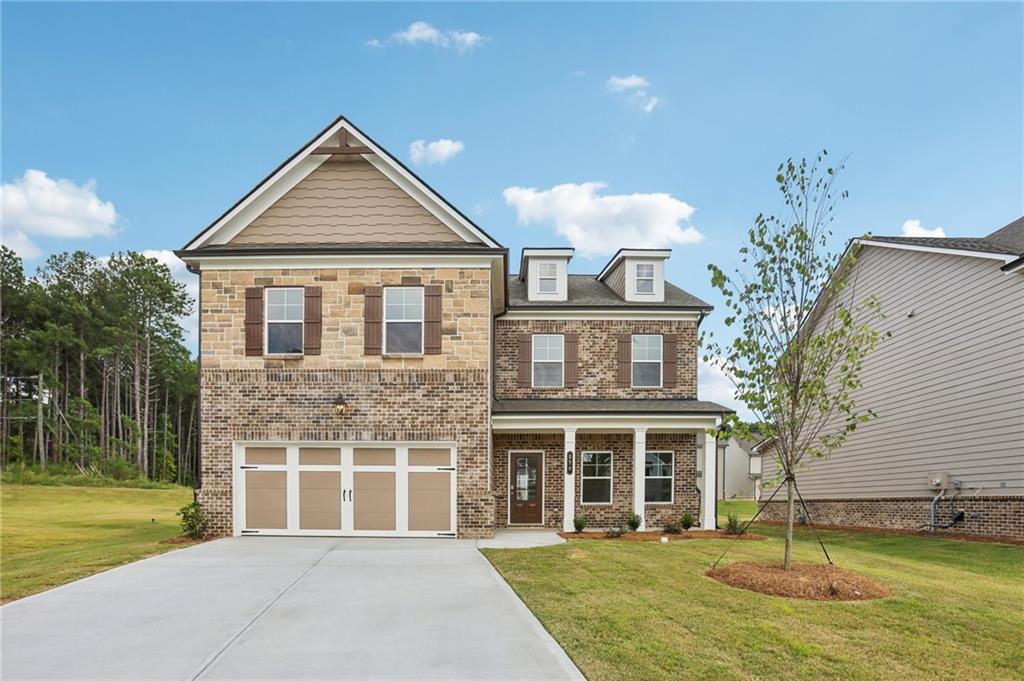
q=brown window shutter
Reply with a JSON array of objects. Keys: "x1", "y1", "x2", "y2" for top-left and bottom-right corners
[
  {"x1": 662, "y1": 334, "x2": 677, "y2": 388},
  {"x1": 518, "y1": 334, "x2": 532, "y2": 387},
  {"x1": 424, "y1": 284, "x2": 442, "y2": 355},
  {"x1": 364, "y1": 286, "x2": 383, "y2": 355},
  {"x1": 564, "y1": 333, "x2": 579, "y2": 388},
  {"x1": 303, "y1": 286, "x2": 322, "y2": 355},
  {"x1": 244, "y1": 287, "x2": 263, "y2": 356},
  {"x1": 617, "y1": 334, "x2": 632, "y2": 386}
]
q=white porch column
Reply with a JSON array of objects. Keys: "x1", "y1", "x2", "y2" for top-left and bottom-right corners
[
  {"x1": 562, "y1": 428, "x2": 577, "y2": 533},
  {"x1": 633, "y1": 427, "x2": 647, "y2": 530},
  {"x1": 701, "y1": 431, "x2": 718, "y2": 530}
]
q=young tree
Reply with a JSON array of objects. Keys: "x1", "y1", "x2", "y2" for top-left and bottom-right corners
[{"x1": 703, "y1": 152, "x2": 888, "y2": 570}]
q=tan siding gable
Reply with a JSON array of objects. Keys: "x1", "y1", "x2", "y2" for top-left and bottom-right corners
[
  {"x1": 761, "y1": 246, "x2": 1024, "y2": 497},
  {"x1": 230, "y1": 158, "x2": 465, "y2": 245},
  {"x1": 606, "y1": 261, "x2": 626, "y2": 298}
]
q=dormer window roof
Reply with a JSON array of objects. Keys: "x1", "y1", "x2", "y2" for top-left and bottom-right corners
[
  {"x1": 519, "y1": 247, "x2": 574, "y2": 302},
  {"x1": 597, "y1": 248, "x2": 671, "y2": 303}
]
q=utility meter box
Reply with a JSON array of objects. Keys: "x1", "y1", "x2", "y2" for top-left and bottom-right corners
[{"x1": 928, "y1": 472, "x2": 950, "y2": 490}]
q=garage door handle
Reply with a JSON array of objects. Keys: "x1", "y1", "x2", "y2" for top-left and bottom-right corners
[{"x1": 240, "y1": 465, "x2": 258, "y2": 470}]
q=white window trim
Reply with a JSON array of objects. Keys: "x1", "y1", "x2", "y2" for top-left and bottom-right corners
[
  {"x1": 635, "y1": 263, "x2": 656, "y2": 296},
  {"x1": 531, "y1": 334, "x2": 564, "y2": 389},
  {"x1": 631, "y1": 334, "x2": 663, "y2": 389},
  {"x1": 383, "y1": 286, "x2": 424, "y2": 356},
  {"x1": 580, "y1": 450, "x2": 613, "y2": 505},
  {"x1": 644, "y1": 450, "x2": 674, "y2": 504},
  {"x1": 537, "y1": 262, "x2": 559, "y2": 294},
  {"x1": 507, "y1": 450, "x2": 545, "y2": 526},
  {"x1": 264, "y1": 287, "x2": 304, "y2": 356}
]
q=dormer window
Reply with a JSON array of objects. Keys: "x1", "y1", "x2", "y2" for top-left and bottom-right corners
[
  {"x1": 537, "y1": 262, "x2": 559, "y2": 294},
  {"x1": 636, "y1": 263, "x2": 655, "y2": 294}
]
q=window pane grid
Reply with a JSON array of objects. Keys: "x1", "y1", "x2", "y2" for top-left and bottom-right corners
[
  {"x1": 384, "y1": 287, "x2": 424, "y2": 353},
  {"x1": 532, "y1": 335, "x2": 563, "y2": 387},
  {"x1": 644, "y1": 451, "x2": 673, "y2": 503},
  {"x1": 636, "y1": 264, "x2": 655, "y2": 294},
  {"x1": 581, "y1": 452, "x2": 612, "y2": 504},
  {"x1": 632, "y1": 335, "x2": 662, "y2": 387},
  {"x1": 266, "y1": 288, "x2": 304, "y2": 354}
]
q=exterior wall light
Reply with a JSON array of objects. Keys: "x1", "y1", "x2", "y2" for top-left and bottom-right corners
[{"x1": 332, "y1": 395, "x2": 353, "y2": 416}]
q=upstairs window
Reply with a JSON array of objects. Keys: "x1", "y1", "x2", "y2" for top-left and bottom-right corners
[
  {"x1": 266, "y1": 288, "x2": 304, "y2": 355},
  {"x1": 581, "y1": 451, "x2": 613, "y2": 504},
  {"x1": 384, "y1": 287, "x2": 423, "y2": 354},
  {"x1": 632, "y1": 334, "x2": 662, "y2": 387},
  {"x1": 645, "y1": 452, "x2": 674, "y2": 503},
  {"x1": 532, "y1": 334, "x2": 564, "y2": 388},
  {"x1": 537, "y1": 262, "x2": 558, "y2": 294},
  {"x1": 636, "y1": 263, "x2": 655, "y2": 294}
]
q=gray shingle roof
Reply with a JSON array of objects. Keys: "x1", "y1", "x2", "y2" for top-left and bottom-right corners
[
  {"x1": 986, "y1": 216, "x2": 1024, "y2": 253},
  {"x1": 864, "y1": 217, "x2": 1024, "y2": 258},
  {"x1": 492, "y1": 398, "x2": 733, "y2": 414},
  {"x1": 507, "y1": 274, "x2": 712, "y2": 309}
]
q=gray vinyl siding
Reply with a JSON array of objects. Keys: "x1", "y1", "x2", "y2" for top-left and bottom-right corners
[
  {"x1": 761, "y1": 245, "x2": 1024, "y2": 498},
  {"x1": 606, "y1": 261, "x2": 626, "y2": 298}
]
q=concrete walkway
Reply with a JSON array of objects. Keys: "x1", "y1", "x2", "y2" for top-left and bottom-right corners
[
  {"x1": 1, "y1": 537, "x2": 583, "y2": 680},
  {"x1": 477, "y1": 529, "x2": 565, "y2": 549}
]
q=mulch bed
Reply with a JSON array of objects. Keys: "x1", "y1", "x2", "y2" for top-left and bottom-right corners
[
  {"x1": 559, "y1": 530, "x2": 767, "y2": 542},
  {"x1": 159, "y1": 534, "x2": 222, "y2": 545},
  {"x1": 707, "y1": 561, "x2": 890, "y2": 601},
  {"x1": 755, "y1": 520, "x2": 1024, "y2": 546}
]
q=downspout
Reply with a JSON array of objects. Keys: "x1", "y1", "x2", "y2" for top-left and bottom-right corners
[{"x1": 929, "y1": 489, "x2": 945, "y2": 532}]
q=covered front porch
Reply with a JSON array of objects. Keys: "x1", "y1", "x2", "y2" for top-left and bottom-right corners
[{"x1": 491, "y1": 406, "x2": 724, "y2": 533}]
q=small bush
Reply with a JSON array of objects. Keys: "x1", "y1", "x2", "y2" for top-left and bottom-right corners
[
  {"x1": 627, "y1": 513, "x2": 642, "y2": 531},
  {"x1": 605, "y1": 526, "x2": 626, "y2": 538},
  {"x1": 573, "y1": 515, "x2": 588, "y2": 533},
  {"x1": 177, "y1": 501, "x2": 209, "y2": 539},
  {"x1": 681, "y1": 512, "x2": 695, "y2": 530},
  {"x1": 100, "y1": 459, "x2": 140, "y2": 481},
  {"x1": 663, "y1": 521, "x2": 682, "y2": 534},
  {"x1": 725, "y1": 513, "x2": 743, "y2": 535}
]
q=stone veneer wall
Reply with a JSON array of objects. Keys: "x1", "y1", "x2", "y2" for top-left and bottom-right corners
[
  {"x1": 492, "y1": 432, "x2": 698, "y2": 530},
  {"x1": 198, "y1": 267, "x2": 494, "y2": 538},
  {"x1": 759, "y1": 496, "x2": 1024, "y2": 541},
  {"x1": 494, "y1": 319, "x2": 698, "y2": 399}
]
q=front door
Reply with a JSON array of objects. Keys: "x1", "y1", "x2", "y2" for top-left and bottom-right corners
[{"x1": 509, "y1": 452, "x2": 543, "y2": 524}]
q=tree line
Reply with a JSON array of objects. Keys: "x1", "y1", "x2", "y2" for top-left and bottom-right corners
[{"x1": 1, "y1": 246, "x2": 198, "y2": 485}]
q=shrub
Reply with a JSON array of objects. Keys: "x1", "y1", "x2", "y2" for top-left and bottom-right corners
[
  {"x1": 663, "y1": 521, "x2": 682, "y2": 534},
  {"x1": 101, "y1": 459, "x2": 140, "y2": 481},
  {"x1": 627, "y1": 513, "x2": 642, "y2": 531},
  {"x1": 681, "y1": 512, "x2": 695, "y2": 531},
  {"x1": 573, "y1": 515, "x2": 588, "y2": 533},
  {"x1": 605, "y1": 526, "x2": 626, "y2": 538},
  {"x1": 725, "y1": 513, "x2": 743, "y2": 535},
  {"x1": 177, "y1": 501, "x2": 209, "y2": 539}
]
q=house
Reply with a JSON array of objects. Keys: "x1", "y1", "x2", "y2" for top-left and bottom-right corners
[
  {"x1": 696, "y1": 436, "x2": 762, "y2": 501},
  {"x1": 759, "y1": 218, "x2": 1024, "y2": 540},
  {"x1": 175, "y1": 117, "x2": 732, "y2": 539}
]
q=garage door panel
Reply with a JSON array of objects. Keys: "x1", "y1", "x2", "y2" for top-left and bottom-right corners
[
  {"x1": 353, "y1": 471, "x2": 396, "y2": 531},
  {"x1": 245, "y1": 471, "x2": 287, "y2": 529},
  {"x1": 408, "y1": 448, "x2": 451, "y2": 466},
  {"x1": 246, "y1": 447, "x2": 287, "y2": 465},
  {"x1": 408, "y1": 472, "x2": 452, "y2": 531},
  {"x1": 299, "y1": 448, "x2": 341, "y2": 465},
  {"x1": 299, "y1": 471, "x2": 341, "y2": 530},
  {"x1": 353, "y1": 448, "x2": 396, "y2": 466}
]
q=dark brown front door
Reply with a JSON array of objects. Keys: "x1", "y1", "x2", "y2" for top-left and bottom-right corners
[{"x1": 509, "y1": 453, "x2": 543, "y2": 524}]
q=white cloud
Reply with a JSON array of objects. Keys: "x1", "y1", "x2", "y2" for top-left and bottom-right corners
[
  {"x1": 901, "y1": 218, "x2": 946, "y2": 238},
  {"x1": 502, "y1": 182, "x2": 702, "y2": 257},
  {"x1": 699, "y1": 358, "x2": 755, "y2": 422},
  {"x1": 409, "y1": 138, "x2": 464, "y2": 166},
  {"x1": 372, "y1": 21, "x2": 487, "y2": 53},
  {"x1": 1, "y1": 169, "x2": 118, "y2": 259},
  {"x1": 605, "y1": 74, "x2": 659, "y2": 113}
]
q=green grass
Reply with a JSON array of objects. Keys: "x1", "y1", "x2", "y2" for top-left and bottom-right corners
[
  {"x1": 719, "y1": 499, "x2": 758, "y2": 523},
  {"x1": 1, "y1": 484, "x2": 196, "y2": 602},
  {"x1": 483, "y1": 523, "x2": 1024, "y2": 680}
]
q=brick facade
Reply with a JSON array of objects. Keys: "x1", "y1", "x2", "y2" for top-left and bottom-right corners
[
  {"x1": 198, "y1": 266, "x2": 495, "y2": 538},
  {"x1": 494, "y1": 318, "x2": 698, "y2": 399},
  {"x1": 492, "y1": 431, "x2": 699, "y2": 531},
  {"x1": 759, "y1": 496, "x2": 1024, "y2": 541}
]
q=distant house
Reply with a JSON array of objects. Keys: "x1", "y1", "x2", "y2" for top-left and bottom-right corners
[
  {"x1": 696, "y1": 436, "x2": 761, "y2": 501},
  {"x1": 760, "y1": 217, "x2": 1024, "y2": 540}
]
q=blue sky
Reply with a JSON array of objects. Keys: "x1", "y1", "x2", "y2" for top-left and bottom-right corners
[{"x1": 3, "y1": 2, "x2": 1022, "y2": 415}]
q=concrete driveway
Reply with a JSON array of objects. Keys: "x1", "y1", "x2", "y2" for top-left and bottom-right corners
[{"x1": 1, "y1": 538, "x2": 582, "y2": 680}]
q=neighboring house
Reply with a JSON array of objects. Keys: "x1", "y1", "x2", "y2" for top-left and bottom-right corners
[
  {"x1": 695, "y1": 436, "x2": 761, "y2": 501},
  {"x1": 760, "y1": 218, "x2": 1024, "y2": 540},
  {"x1": 175, "y1": 117, "x2": 732, "y2": 539}
]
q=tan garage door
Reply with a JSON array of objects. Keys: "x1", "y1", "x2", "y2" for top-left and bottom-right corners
[{"x1": 238, "y1": 444, "x2": 454, "y2": 537}]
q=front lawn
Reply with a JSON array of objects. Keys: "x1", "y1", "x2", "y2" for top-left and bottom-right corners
[
  {"x1": 483, "y1": 524, "x2": 1024, "y2": 680},
  {"x1": 1, "y1": 484, "x2": 196, "y2": 602}
]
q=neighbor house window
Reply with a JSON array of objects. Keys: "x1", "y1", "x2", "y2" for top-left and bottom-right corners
[
  {"x1": 636, "y1": 263, "x2": 655, "y2": 294},
  {"x1": 384, "y1": 287, "x2": 423, "y2": 354},
  {"x1": 581, "y1": 451, "x2": 612, "y2": 504},
  {"x1": 266, "y1": 288, "x2": 304, "y2": 355},
  {"x1": 632, "y1": 335, "x2": 662, "y2": 387},
  {"x1": 532, "y1": 334, "x2": 564, "y2": 388},
  {"x1": 537, "y1": 262, "x2": 558, "y2": 294},
  {"x1": 645, "y1": 452, "x2": 674, "y2": 503}
]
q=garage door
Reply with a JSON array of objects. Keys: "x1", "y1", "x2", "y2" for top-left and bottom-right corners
[{"x1": 235, "y1": 443, "x2": 456, "y2": 537}]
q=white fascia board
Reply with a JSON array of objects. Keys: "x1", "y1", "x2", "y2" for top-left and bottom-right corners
[
  {"x1": 492, "y1": 413, "x2": 721, "y2": 432},
  {"x1": 181, "y1": 254, "x2": 496, "y2": 271},
  {"x1": 854, "y1": 239, "x2": 1017, "y2": 263},
  {"x1": 597, "y1": 249, "x2": 672, "y2": 281},
  {"x1": 502, "y1": 308, "x2": 702, "y2": 321}
]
